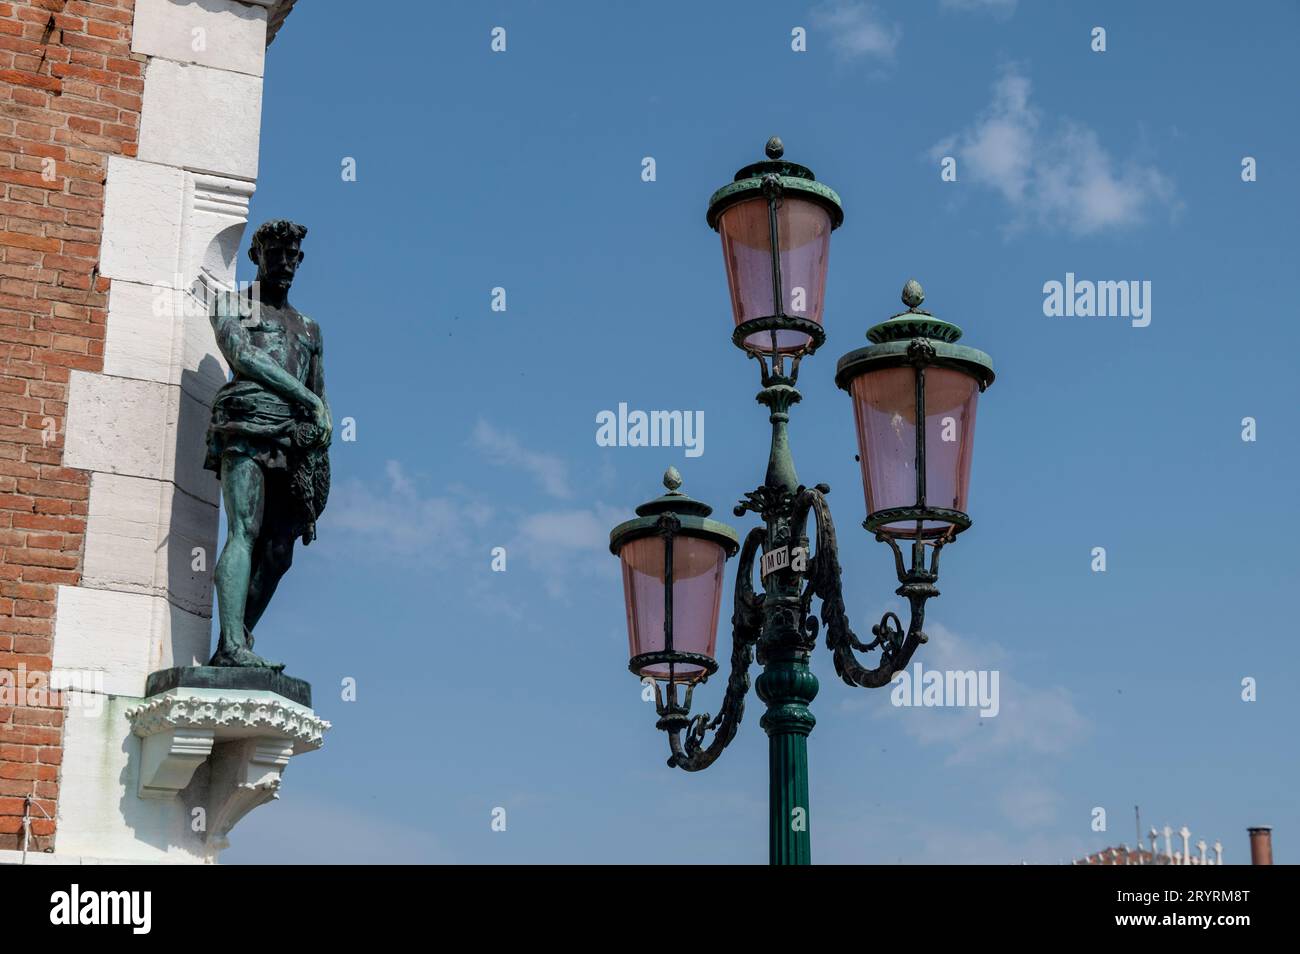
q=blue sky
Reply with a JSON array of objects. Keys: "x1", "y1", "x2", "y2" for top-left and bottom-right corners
[{"x1": 223, "y1": 0, "x2": 1299, "y2": 864}]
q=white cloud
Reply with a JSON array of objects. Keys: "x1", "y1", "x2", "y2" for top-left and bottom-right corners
[
  {"x1": 383, "y1": 458, "x2": 415, "y2": 497},
  {"x1": 328, "y1": 459, "x2": 491, "y2": 561},
  {"x1": 472, "y1": 419, "x2": 571, "y2": 499},
  {"x1": 329, "y1": 434, "x2": 627, "y2": 603},
  {"x1": 931, "y1": 66, "x2": 1177, "y2": 235},
  {"x1": 847, "y1": 621, "x2": 1088, "y2": 764},
  {"x1": 510, "y1": 503, "x2": 625, "y2": 599},
  {"x1": 516, "y1": 506, "x2": 622, "y2": 553},
  {"x1": 811, "y1": 2, "x2": 901, "y2": 62}
]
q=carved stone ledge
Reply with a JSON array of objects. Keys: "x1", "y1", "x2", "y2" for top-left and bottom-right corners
[
  {"x1": 125, "y1": 687, "x2": 330, "y2": 852},
  {"x1": 136, "y1": 727, "x2": 215, "y2": 799},
  {"x1": 127, "y1": 690, "x2": 329, "y2": 753},
  {"x1": 205, "y1": 737, "x2": 296, "y2": 853}
]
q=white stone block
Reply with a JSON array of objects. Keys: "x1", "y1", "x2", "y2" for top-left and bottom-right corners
[
  {"x1": 132, "y1": 0, "x2": 269, "y2": 77},
  {"x1": 100, "y1": 156, "x2": 185, "y2": 286},
  {"x1": 82, "y1": 472, "x2": 218, "y2": 618},
  {"x1": 64, "y1": 371, "x2": 170, "y2": 480},
  {"x1": 102, "y1": 279, "x2": 177, "y2": 384},
  {"x1": 165, "y1": 384, "x2": 222, "y2": 506},
  {"x1": 82, "y1": 471, "x2": 161, "y2": 592},
  {"x1": 51, "y1": 587, "x2": 156, "y2": 696},
  {"x1": 102, "y1": 296, "x2": 231, "y2": 412},
  {"x1": 154, "y1": 598, "x2": 211, "y2": 671},
  {"x1": 102, "y1": 279, "x2": 230, "y2": 403},
  {"x1": 181, "y1": 304, "x2": 231, "y2": 405},
  {"x1": 51, "y1": 583, "x2": 211, "y2": 696},
  {"x1": 102, "y1": 170, "x2": 249, "y2": 397},
  {"x1": 157, "y1": 480, "x2": 220, "y2": 614},
  {"x1": 138, "y1": 59, "x2": 262, "y2": 179},
  {"x1": 64, "y1": 371, "x2": 222, "y2": 506}
]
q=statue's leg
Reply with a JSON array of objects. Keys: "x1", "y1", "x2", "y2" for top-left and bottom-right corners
[
  {"x1": 243, "y1": 524, "x2": 295, "y2": 634},
  {"x1": 210, "y1": 452, "x2": 265, "y2": 665}
]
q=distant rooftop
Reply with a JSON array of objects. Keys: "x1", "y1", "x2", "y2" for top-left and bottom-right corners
[{"x1": 1075, "y1": 825, "x2": 1223, "y2": 865}]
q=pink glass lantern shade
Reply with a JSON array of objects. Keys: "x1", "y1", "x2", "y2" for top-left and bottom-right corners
[
  {"x1": 848, "y1": 365, "x2": 981, "y2": 539},
  {"x1": 619, "y1": 534, "x2": 728, "y2": 684},
  {"x1": 718, "y1": 195, "x2": 832, "y2": 354}
]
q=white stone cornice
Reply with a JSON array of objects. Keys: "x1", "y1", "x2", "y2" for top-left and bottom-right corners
[
  {"x1": 123, "y1": 688, "x2": 329, "y2": 856},
  {"x1": 127, "y1": 692, "x2": 331, "y2": 751}
]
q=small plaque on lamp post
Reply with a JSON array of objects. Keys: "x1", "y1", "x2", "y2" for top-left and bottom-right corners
[{"x1": 761, "y1": 545, "x2": 789, "y2": 578}]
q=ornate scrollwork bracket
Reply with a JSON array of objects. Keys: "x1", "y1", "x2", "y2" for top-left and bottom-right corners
[
  {"x1": 653, "y1": 477, "x2": 951, "y2": 766},
  {"x1": 790, "y1": 487, "x2": 944, "y2": 689},
  {"x1": 656, "y1": 527, "x2": 765, "y2": 771}
]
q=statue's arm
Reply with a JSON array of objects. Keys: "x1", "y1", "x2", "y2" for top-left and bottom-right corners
[
  {"x1": 211, "y1": 301, "x2": 319, "y2": 412},
  {"x1": 307, "y1": 323, "x2": 332, "y2": 444},
  {"x1": 307, "y1": 322, "x2": 327, "y2": 402}
]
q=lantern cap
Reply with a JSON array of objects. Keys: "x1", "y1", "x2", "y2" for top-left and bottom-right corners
[
  {"x1": 706, "y1": 136, "x2": 844, "y2": 230},
  {"x1": 836, "y1": 279, "x2": 996, "y2": 391},
  {"x1": 866, "y1": 279, "x2": 965, "y2": 344},
  {"x1": 634, "y1": 466, "x2": 715, "y2": 518},
  {"x1": 609, "y1": 468, "x2": 740, "y2": 556}
]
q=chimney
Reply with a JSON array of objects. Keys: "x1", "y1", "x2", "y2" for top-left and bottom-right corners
[{"x1": 1248, "y1": 827, "x2": 1273, "y2": 865}]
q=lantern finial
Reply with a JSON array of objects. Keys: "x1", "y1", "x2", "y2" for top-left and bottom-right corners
[
  {"x1": 664, "y1": 466, "x2": 683, "y2": 492},
  {"x1": 765, "y1": 136, "x2": 784, "y2": 160},
  {"x1": 902, "y1": 279, "x2": 925, "y2": 311}
]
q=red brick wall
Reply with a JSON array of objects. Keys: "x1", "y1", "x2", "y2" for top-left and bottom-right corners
[{"x1": 0, "y1": 0, "x2": 139, "y2": 853}]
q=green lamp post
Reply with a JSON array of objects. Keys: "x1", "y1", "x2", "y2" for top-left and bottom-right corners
[{"x1": 609, "y1": 137, "x2": 996, "y2": 865}]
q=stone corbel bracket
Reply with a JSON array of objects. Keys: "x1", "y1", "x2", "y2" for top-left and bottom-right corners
[{"x1": 125, "y1": 689, "x2": 330, "y2": 852}]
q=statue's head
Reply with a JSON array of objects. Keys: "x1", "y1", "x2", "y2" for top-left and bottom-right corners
[{"x1": 248, "y1": 219, "x2": 307, "y2": 293}]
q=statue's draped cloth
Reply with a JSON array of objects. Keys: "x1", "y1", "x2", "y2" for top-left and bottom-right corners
[{"x1": 204, "y1": 379, "x2": 330, "y2": 543}]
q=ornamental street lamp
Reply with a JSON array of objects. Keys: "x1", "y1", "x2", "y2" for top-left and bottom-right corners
[{"x1": 609, "y1": 137, "x2": 996, "y2": 865}]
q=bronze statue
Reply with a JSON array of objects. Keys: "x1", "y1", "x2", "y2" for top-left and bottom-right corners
[{"x1": 205, "y1": 220, "x2": 331, "y2": 670}]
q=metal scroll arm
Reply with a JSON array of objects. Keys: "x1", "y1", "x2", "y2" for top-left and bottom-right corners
[
  {"x1": 791, "y1": 487, "x2": 943, "y2": 689},
  {"x1": 662, "y1": 526, "x2": 765, "y2": 771}
]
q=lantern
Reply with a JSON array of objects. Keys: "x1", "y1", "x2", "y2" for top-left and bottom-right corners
[
  {"x1": 707, "y1": 136, "x2": 844, "y2": 357},
  {"x1": 835, "y1": 280, "x2": 995, "y2": 539},
  {"x1": 609, "y1": 468, "x2": 739, "y2": 685}
]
